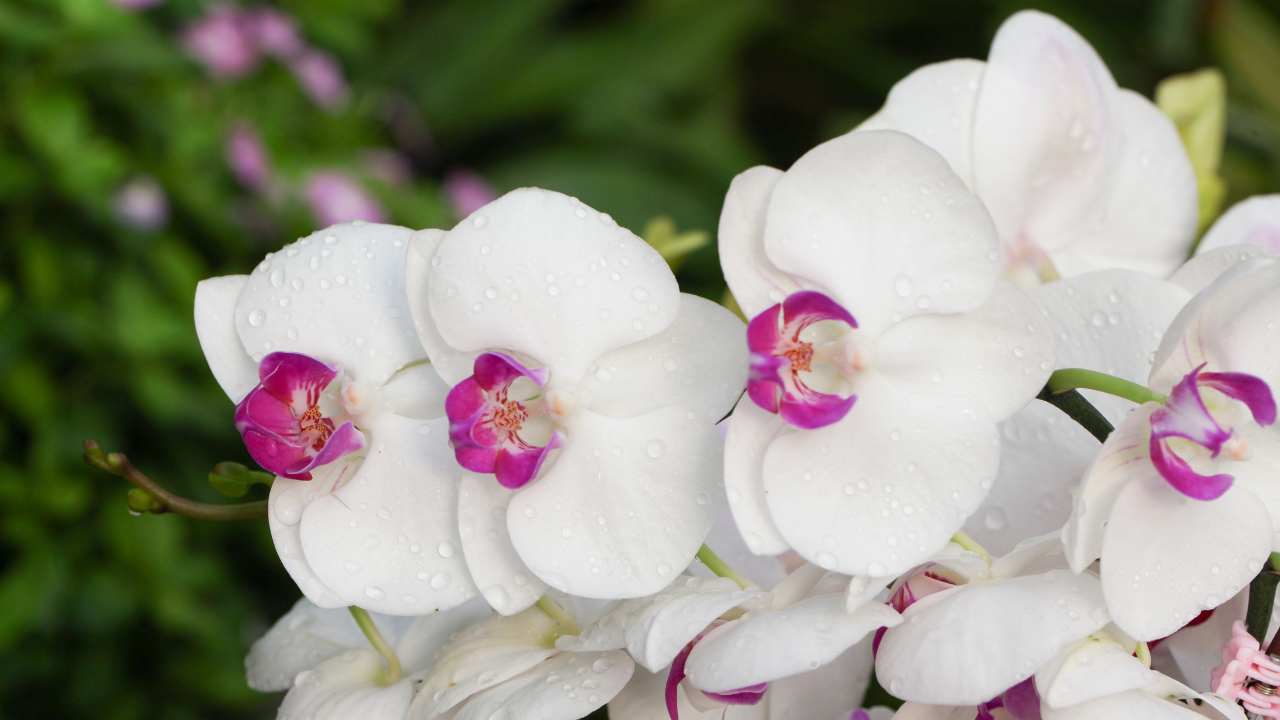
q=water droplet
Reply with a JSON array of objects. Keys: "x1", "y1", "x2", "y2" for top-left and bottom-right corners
[
  {"x1": 430, "y1": 573, "x2": 450, "y2": 590},
  {"x1": 472, "y1": 215, "x2": 488, "y2": 228},
  {"x1": 645, "y1": 439, "x2": 666, "y2": 458},
  {"x1": 484, "y1": 287, "x2": 498, "y2": 300},
  {"x1": 983, "y1": 507, "x2": 1008, "y2": 531},
  {"x1": 437, "y1": 542, "x2": 456, "y2": 558},
  {"x1": 269, "y1": 268, "x2": 285, "y2": 287},
  {"x1": 1090, "y1": 311, "x2": 1107, "y2": 328},
  {"x1": 247, "y1": 309, "x2": 266, "y2": 327},
  {"x1": 631, "y1": 286, "x2": 649, "y2": 302},
  {"x1": 364, "y1": 586, "x2": 385, "y2": 600},
  {"x1": 893, "y1": 275, "x2": 914, "y2": 297},
  {"x1": 344, "y1": 561, "x2": 362, "y2": 574}
]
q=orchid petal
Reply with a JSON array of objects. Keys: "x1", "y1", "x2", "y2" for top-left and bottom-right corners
[
  {"x1": 686, "y1": 593, "x2": 899, "y2": 692},
  {"x1": 1035, "y1": 636, "x2": 1153, "y2": 709},
  {"x1": 235, "y1": 222, "x2": 425, "y2": 386},
  {"x1": 875, "y1": 281, "x2": 1053, "y2": 421},
  {"x1": 278, "y1": 650, "x2": 415, "y2": 720},
  {"x1": 718, "y1": 165, "x2": 799, "y2": 318},
  {"x1": 246, "y1": 599, "x2": 371, "y2": 692},
  {"x1": 448, "y1": 651, "x2": 634, "y2": 720},
  {"x1": 506, "y1": 407, "x2": 719, "y2": 599},
  {"x1": 379, "y1": 361, "x2": 451, "y2": 419},
  {"x1": 295, "y1": 415, "x2": 476, "y2": 615},
  {"x1": 405, "y1": 228, "x2": 478, "y2": 385},
  {"x1": 426, "y1": 188, "x2": 680, "y2": 382},
  {"x1": 1100, "y1": 472, "x2": 1271, "y2": 641},
  {"x1": 875, "y1": 570, "x2": 1109, "y2": 705},
  {"x1": 763, "y1": 130, "x2": 999, "y2": 336},
  {"x1": 268, "y1": 464, "x2": 352, "y2": 608},
  {"x1": 763, "y1": 637, "x2": 877, "y2": 720},
  {"x1": 698, "y1": 501, "x2": 786, "y2": 590},
  {"x1": 608, "y1": 666, "x2": 768, "y2": 720},
  {"x1": 1171, "y1": 246, "x2": 1268, "y2": 295},
  {"x1": 762, "y1": 383, "x2": 1001, "y2": 578},
  {"x1": 723, "y1": 400, "x2": 792, "y2": 556},
  {"x1": 1039, "y1": 690, "x2": 1217, "y2": 720},
  {"x1": 1199, "y1": 371, "x2": 1277, "y2": 426},
  {"x1": 889, "y1": 705, "x2": 971, "y2": 720},
  {"x1": 1196, "y1": 195, "x2": 1280, "y2": 256},
  {"x1": 583, "y1": 294, "x2": 748, "y2": 422},
  {"x1": 858, "y1": 59, "x2": 985, "y2": 184},
  {"x1": 457, "y1": 475, "x2": 547, "y2": 616},
  {"x1": 194, "y1": 274, "x2": 258, "y2": 402},
  {"x1": 1152, "y1": 591, "x2": 1246, "y2": 693},
  {"x1": 557, "y1": 575, "x2": 760, "y2": 673},
  {"x1": 396, "y1": 597, "x2": 493, "y2": 673}
]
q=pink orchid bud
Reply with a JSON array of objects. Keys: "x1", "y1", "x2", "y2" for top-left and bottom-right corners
[
  {"x1": 361, "y1": 149, "x2": 412, "y2": 187},
  {"x1": 444, "y1": 169, "x2": 498, "y2": 219},
  {"x1": 289, "y1": 50, "x2": 349, "y2": 110},
  {"x1": 113, "y1": 176, "x2": 169, "y2": 231},
  {"x1": 245, "y1": 8, "x2": 303, "y2": 59},
  {"x1": 181, "y1": 6, "x2": 260, "y2": 78},
  {"x1": 226, "y1": 123, "x2": 272, "y2": 192},
  {"x1": 303, "y1": 172, "x2": 386, "y2": 226}
]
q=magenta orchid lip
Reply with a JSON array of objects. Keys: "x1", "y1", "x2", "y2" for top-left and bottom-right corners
[{"x1": 234, "y1": 351, "x2": 364, "y2": 480}]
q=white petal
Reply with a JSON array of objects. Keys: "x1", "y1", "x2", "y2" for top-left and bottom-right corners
[
  {"x1": 764, "y1": 637, "x2": 876, "y2": 720},
  {"x1": 698, "y1": 499, "x2": 787, "y2": 590},
  {"x1": 686, "y1": 593, "x2": 900, "y2": 692},
  {"x1": 608, "y1": 666, "x2": 768, "y2": 720},
  {"x1": 457, "y1": 475, "x2": 546, "y2": 616},
  {"x1": 507, "y1": 407, "x2": 719, "y2": 598},
  {"x1": 875, "y1": 570, "x2": 1109, "y2": 704},
  {"x1": 1151, "y1": 590, "x2": 1245, "y2": 693},
  {"x1": 246, "y1": 598, "x2": 364, "y2": 692},
  {"x1": 278, "y1": 650, "x2": 414, "y2": 720},
  {"x1": 379, "y1": 362, "x2": 449, "y2": 419},
  {"x1": 269, "y1": 465, "x2": 351, "y2": 609},
  {"x1": 1171, "y1": 245, "x2": 1269, "y2": 295},
  {"x1": 874, "y1": 281, "x2": 1053, "y2": 421},
  {"x1": 397, "y1": 597, "x2": 493, "y2": 674},
  {"x1": 582, "y1": 293, "x2": 747, "y2": 422},
  {"x1": 1197, "y1": 195, "x2": 1280, "y2": 255},
  {"x1": 194, "y1": 275, "x2": 258, "y2": 402},
  {"x1": 1100, "y1": 473, "x2": 1271, "y2": 641},
  {"x1": 1039, "y1": 690, "x2": 1208, "y2": 720},
  {"x1": 405, "y1": 228, "x2": 478, "y2": 385},
  {"x1": 1046, "y1": 90, "x2": 1196, "y2": 278},
  {"x1": 1061, "y1": 404, "x2": 1158, "y2": 574},
  {"x1": 858, "y1": 59, "x2": 985, "y2": 184},
  {"x1": 297, "y1": 415, "x2": 476, "y2": 614},
  {"x1": 723, "y1": 399, "x2": 792, "y2": 556},
  {"x1": 764, "y1": 130, "x2": 1001, "y2": 336},
  {"x1": 449, "y1": 650, "x2": 634, "y2": 720},
  {"x1": 762, "y1": 383, "x2": 1001, "y2": 578},
  {"x1": 558, "y1": 575, "x2": 760, "y2": 673},
  {"x1": 889, "y1": 705, "x2": 970, "y2": 720},
  {"x1": 1035, "y1": 636, "x2": 1153, "y2": 708},
  {"x1": 718, "y1": 165, "x2": 799, "y2": 318},
  {"x1": 427, "y1": 188, "x2": 680, "y2": 382},
  {"x1": 235, "y1": 222, "x2": 425, "y2": 386},
  {"x1": 971, "y1": 11, "x2": 1117, "y2": 256},
  {"x1": 411, "y1": 609, "x2": 560, "y2": 718}
]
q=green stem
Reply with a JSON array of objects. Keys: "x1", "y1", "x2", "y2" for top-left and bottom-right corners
[
  {"x1": 1134, "y1": 641, "x2": 1151, "y2": 669},
  {"x1": 1247, "y1": 570, "x2": 1279, "y2": 644},
  {"x1": 696, "y1": 544, "x2": 751, "y2": 589},
  {"x1": 1046, "y1": 368, "x2": 1166, "y2": 405},
  {"x1": 84, "y1": 440, "x2": 268, "y2": 521},
  {"x1": 1036, "y1": 387, "x2": 1115, "y2": 444},
  {"x1": 535, "y1": 595, "x2": 581, "y2": 637},
  {"x1": 348, "y1": 606, "x2": 402, "y2": 685}
]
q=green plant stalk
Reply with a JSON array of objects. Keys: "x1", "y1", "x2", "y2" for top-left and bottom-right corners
[
  {"x1": 84, "y1": 440, "x2": 268, "y2": 521},
  {"x1": 697, "y1": 544, "x2": 751, "y2": 589},
  {"x1": 1247, "y1": 570, "x2": 1280, "y2": 645},
  {"x1": 1046, "y1": 368, "x2": 1166, "y2": 405},
  {"x1": 349, "y1": 607, "x2": 403, "y2": 685},
  {"x1": 1035, "y1": 387, "x2": 1115, "y2": 444},
  {"x1": 535, "y1": 595, "x2": 581, "y2": 637}
]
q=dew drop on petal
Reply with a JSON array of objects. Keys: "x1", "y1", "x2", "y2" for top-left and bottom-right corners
[
  {"x1": 645, "y1": 439, "x2": 666, "y2": 458},
  {"x1": 247, "y1": 309, "x2": 267, "y2": 327}
]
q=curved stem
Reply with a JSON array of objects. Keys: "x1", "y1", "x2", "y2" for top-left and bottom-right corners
[
  {"x1": 83, "y1": 440, "x2": 268, "y2": 521},
  {"x1": 349, "y1": 606, "x2": 402, "y2": 685},
  {"x1": 535, "y1": 595, "x2": 581, "y2": 638},
  {"x1": 697, "y1": 544, "x2": 751, "y2": 589},
  {"x1": 1035, "y1": 387, "x2": 1115, "y2": 444},
  {"x1": 1046, "y1": 368, "x2": 1166, "y2": 405},
  {"x1": 1134, "y1": 641, "x2": 1151, "y2": 669}
]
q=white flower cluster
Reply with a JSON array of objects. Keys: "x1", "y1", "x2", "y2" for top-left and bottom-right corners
[{"x1": 189, "y1": 10, "x2": 1280, "y2": 720}]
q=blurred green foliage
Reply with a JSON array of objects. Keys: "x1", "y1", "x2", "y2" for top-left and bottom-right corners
[{"x1": 1, "y1": 0, "x2": 1279, "y2": 716}]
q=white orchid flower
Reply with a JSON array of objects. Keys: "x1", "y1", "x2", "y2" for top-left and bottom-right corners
[
  {"x1": 408, "y1": 602, "x2": 635, "y2": 720},
  {"x1": 860, "y1": 10, "x2": 1196, "y2": 283},
  {"x1": 1062, "y1": 258, "x2": 1280, "y2": 641},
  {"x1": 876, "y1": 535, "x2": 1111, "y2": 707},
  {"x1": 964, "y1": 270, "x2": 1191, "y2": 555},
  {"x1": 719, "y1": 128, "x2": 1053, "y2": 580},
  {"x1": 404, "y1": 187, "x2": 747, "y2": 609},
  {"x1": 194, "y1": 222, "x2": 476, "y2": 615},
  {"x1": 1172, "y1": 195, "x2": 1280, "y2": 295},
  {"x1": 245, "y1": 597, "x2": 488, "y2": 719}
]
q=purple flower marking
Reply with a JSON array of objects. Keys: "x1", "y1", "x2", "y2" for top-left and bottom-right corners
[
  {"x1": 234, "y1": 352, "x2": 364, "y2": 480},
  {"x1": 747, "y1": 290, "x2": 858, "y2": 429},
  {"x1": 665, "y1": 625, "x2": 767, "y2": 720},
  {"x1": 1149, "y1": 364, "x2": 1276, "y2": 500},
  {"x1": 445, "y1": 352, "x2": 559, "y2": 490}
]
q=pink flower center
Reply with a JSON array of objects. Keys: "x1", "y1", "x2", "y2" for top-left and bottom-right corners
[
  {"x1": 746, "y1": 290, "x2": 859, "y2": 429},
  {"x1": 298, "y1": 404, "x2": 336, "y2": 450}
]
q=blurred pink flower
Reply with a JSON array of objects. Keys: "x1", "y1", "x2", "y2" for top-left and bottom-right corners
[
  {"x1": 289, "y1": 50, "x2": 349, "y2": 110},
  {"x1": 114, "y1": 176, "x2": 169, "y2": 231},
  {"x1": 361, "y1": 149, "x2": 413, "y2": 187},
  {"x1": 181, "y1": 6, "x2": 260, "y2": 78},
  {"x1": 245, "y1": 8, "x2": 303, "y2": 59},
  {"x1": 303, "y1": 172, "x2": 385, "y2": 226},
  {"x1": 226, "y1": 123, "x2": 272, "y2": 192},
  {"x1": 443, "y1": 169, "x2": 497, "y2": 218},
  {"x1": 113, "y1": 0, "x2": 163, "y2": 9}
]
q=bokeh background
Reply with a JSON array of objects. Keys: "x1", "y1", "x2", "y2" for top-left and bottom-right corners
[{"x1": 3, "y1": 0, "x2": 1279, "y2": 716}]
